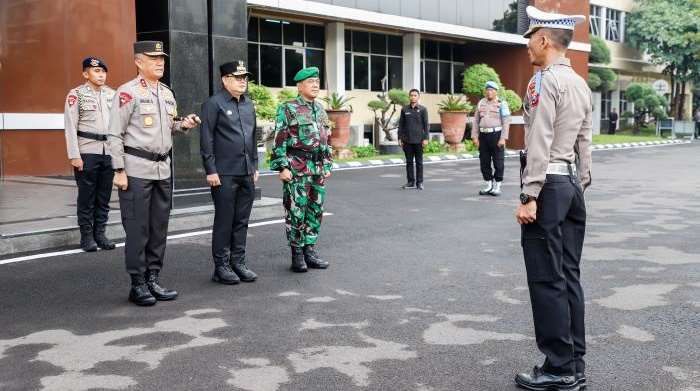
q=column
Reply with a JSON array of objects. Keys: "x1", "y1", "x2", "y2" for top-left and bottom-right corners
[
  {"x1": 325, "y1": 22, "x2": 345, "y2": 95},
  {"x1": 403, "y1": 33, "x2": 421, "y2": 91},
  {"x1": 599, "y1": 6, "x2": 607, "y2": 40}
]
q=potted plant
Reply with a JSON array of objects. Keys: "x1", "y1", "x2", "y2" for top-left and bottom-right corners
[
  {"x1": 321, "y1": 92, "x2": 354, "y2": 156},
  {"x1": 368, "y1": 88, "x2": 409, "y2": 154},
  {"x1": 438, "y1": 95, "x2": 473, "y2": 152}
]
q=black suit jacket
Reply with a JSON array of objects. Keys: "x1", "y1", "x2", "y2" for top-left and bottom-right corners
[
  {"x1": 200, "y1": 90, "x2": 258, "y2": 176},
  {"x1": 398, "y1": 104, "x2": 429, "y2": 144}
]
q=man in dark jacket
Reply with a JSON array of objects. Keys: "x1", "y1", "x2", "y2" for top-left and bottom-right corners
[
  {"x1": 398, "y1": 89, "x2": 429, "y2": 190},
  {"x1": 200, "y1": 60, "x2": 259, "y2": 285}
]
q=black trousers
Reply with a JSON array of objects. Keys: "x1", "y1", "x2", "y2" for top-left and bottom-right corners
[
  {"x1": 403, "y1": 143, "x2": 424, "y2": 185},
  {"x1": 119, "y1": 176, "x2": 172, "y2": 275},
  {"x1": 608, "y1": 121, "x2": 617, "y2": 134},
  {"x1": 521, "y1": 174, "x2": 586, "y2": 376},
  {"x1": 478, "y1": 132, "x2": 505, "y2": 182},
  {"x1": 74, "y1": 153, "x2": 113, "y2": 228},
  {"x1": 211, "y1": 175, "x2": 255, "y2": 263}
]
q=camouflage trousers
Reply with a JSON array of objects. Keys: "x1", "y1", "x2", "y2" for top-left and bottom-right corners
[{"x1": 282, "y1": 175, "x2": 326, "y2": 248}]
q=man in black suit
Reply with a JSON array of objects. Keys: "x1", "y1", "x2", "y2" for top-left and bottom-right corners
[
  {"x1": 200, "y1": 60, "x2": 259, "y2": 285},
  {"x1": 398, "y1": 89, "x2": 429, "y2": 190}
]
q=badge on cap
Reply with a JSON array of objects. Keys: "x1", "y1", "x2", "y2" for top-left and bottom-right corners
[
  {"x1": 156, "y1": 42, "x2": 163, "y2": 51},
  {"x1": 90, "y1": 59, "x2": 99, "y2": 67}
]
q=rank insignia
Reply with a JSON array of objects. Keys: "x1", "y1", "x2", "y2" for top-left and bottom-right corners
[
  {"x1": 119, "y1": 92, "x2": 133, "y2": 107},
  {"x1": 140, "y1": 79, "x2": 148, "y2": 88}
]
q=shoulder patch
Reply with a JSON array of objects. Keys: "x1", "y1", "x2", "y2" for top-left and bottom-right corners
[
  {"x1": 527, "y1": 71, "x2": 542, "y2": 109},
  {"x1": 67, "y1": 94, "x2": 77, "y2": 107},
  {"x1": 119, "y1": 92, "x2": 133, "y2": 107}
]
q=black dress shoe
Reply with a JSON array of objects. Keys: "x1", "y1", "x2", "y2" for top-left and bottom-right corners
[
  {"x1": 574, "y1": 372, "x2": 586, "y2": 389},
  {"x1": 231, "y1": 258, "x2": 257, "y2": 282},
  {"x1": 416, "y1": 183, "x2": 424, "y2": 190},
  {"x1": 128, "y1": 275, "x2": 156, "y2": 306},
  {"x1": 79, "y1": 226, "x2": 98, "y2": 252},
  {"x1": 303, "y1": 245, "x2": 329, "y2": 269},
  {"x1": 515, "y1": 366, "x2": 579, "y2": 391},
  {"x1": 93, "y1": 226, "x2": 116, "y2": 250},
  {"x1": 212, "y1": 259, "x2": 240, "y2": 285},
  {"x1": 401, "y1": 183, "x2": 416, "y2": 189},
  {"x1": 291, "y1": 247, "x2": 308, "y2": 273},
  {"x1": 145, "y1": 270, "x2": 178, "y2": 301}
]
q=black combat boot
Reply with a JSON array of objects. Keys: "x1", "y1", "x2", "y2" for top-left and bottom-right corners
[
  {"x1": 79, "y1": 225, "x2": 98, "y2": 252},
  {"x1": 145, "y1": 270, "x2": 178, "y2": 301},
  {"x1": 128, "y1": 274, "x2": 156, "y2": 306},
  {"x1": 212, "y1": 258, "x2": 240, "y2": 285},
  {"x1": 231, "y1": 257, "x2": 257, "y2": 282},
  {"x1": 93, "y1": 225, "x2": 116, "y2": 250},
  {"x1": 303, "y1": 245, "x2": 329, "y2": 269},
  {"x1": 290, "y1": 246, "x2": 308, "y2": 273}
]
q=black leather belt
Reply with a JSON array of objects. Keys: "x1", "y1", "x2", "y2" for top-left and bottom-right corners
[
  {"x1": 288, "y1": 148, "x2": 321, "y2": 162},
  {"x1": 77, "y1": 130, "x2": 108, "y2": 141},
  {"x1": 124, "y1": 146, "x2": 171, "y2": 162}
]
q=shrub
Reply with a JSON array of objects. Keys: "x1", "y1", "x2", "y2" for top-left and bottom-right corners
[
  {"x1": 351, "y1": 145, "x2": 378, "y2": 158},
  {"x1": 463, "y1": 64, "x2": 501, "y2": 99},
  {"x1": 248, "y1": 82, "x2": 277, "y2": 122}
]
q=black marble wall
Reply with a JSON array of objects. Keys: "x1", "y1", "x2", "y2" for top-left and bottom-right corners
[{"x1": 135, "y1": 0, "x2": 248, "y2": 193}]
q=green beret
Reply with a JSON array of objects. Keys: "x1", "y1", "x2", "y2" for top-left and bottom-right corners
[{"x1": 293, "y1": 67, "x2": 320, "y2": 82}]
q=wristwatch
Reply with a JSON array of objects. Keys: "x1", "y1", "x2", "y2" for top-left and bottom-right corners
[{"x1": 520, "y1": 193, "x2": 537, "y2": 205}]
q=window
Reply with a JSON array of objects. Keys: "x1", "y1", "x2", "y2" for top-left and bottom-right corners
[
  {"x1": 619, "y1": 91, "x2": 628, "y2": 113},
  {"x1": 420, "y1": 40, "x2": 466, "y2": 94},
  {"x1": 606, "y1": 9, "x2": 621, "y2": 42},
  {"x1": 247, "y1": 17, "x2": 326, "y2": 88},
  {"x1": 601, "y1": 91, "x2": 612, "y2": 120},
  {"x1": 589, "y1": 5, "x2": 602, "y2": 37},
  {"x1": 345, "y1": 30, "x2": 403, "y2": 91}
]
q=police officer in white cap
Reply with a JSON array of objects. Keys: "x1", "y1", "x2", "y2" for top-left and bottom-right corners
[
  {"x1": 514, "y1": 6, "x2": 591, "y2": 391},
  {"x1": 471, "y1": 80, "x2": 511, "y2": 196}
]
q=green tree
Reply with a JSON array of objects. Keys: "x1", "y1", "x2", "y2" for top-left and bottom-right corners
[
  {"x1": 499, "y1": 89, "x2": 523, "y2": 113},
  {"x1": 247, "y1": 82, "x2": 277, "y2": 122},
  {"x1": 587, "y1": 35, "x2": 617, "y2": 92},
  {"x1": 589, "y1": 35, "x2": 611, "y2": 64},
  {"x1": 368, "y1": 89, "x2": 409, "y2": 143},
  {"x1": 462, "y1": 64, "x2": 501, "y2": 100},
  {"x1": 492, "y1": 2, "x2": 518, "y2": 34},
  {"x1": 626, "y1": 0, "x2": 700, "y2": 119},
  {"x1": 625, "y1": 83, "x2": 668, "y2": 133}
]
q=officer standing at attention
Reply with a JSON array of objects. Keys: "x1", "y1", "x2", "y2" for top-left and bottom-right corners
[
  {"x1": 109, "y1": 41, "x2": 201, "y2": 306},
  {"x1": 270, "y1": 66, "x2": 332, "y2": 273},
  {"x1": 398, "y1": 89, "x2": 429, "y2": 190},
  {"x1": 64, "y1": 57, "x2": 117, "y2": 252},
  {"x1": 200, "y1": 60, "x2": 259, "y2": 285},
  {"x1": 514, "y1": 7, "x2": 591, "y2": 391},
  {"x1": 471, "y1": 81, "x2": 511, "y2": 196}
]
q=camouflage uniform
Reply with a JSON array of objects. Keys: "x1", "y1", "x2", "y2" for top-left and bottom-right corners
[{"x1": 270, "y1": 96, "x2": 333, "y2": 248}]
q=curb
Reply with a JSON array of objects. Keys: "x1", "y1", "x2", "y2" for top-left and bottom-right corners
[{"x1": 319, "y1": 139, "x2": 691, "y2": 170}]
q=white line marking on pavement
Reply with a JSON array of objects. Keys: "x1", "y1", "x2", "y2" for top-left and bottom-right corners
[{"x1": 0, "y1": 214, "x2": 333, "y2": 266}]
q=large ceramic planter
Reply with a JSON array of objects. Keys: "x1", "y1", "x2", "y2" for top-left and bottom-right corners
[
  {"x1": 326, "y1": 110, "x2": 352, "y2": 149},
  {"x1": 440, "y1": 111, "x2": 469, "y2": 152}
]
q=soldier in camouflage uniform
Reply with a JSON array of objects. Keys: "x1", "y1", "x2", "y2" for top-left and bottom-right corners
[{"x1": 270, "y1": 67, "x2": 332, "y2": 273}]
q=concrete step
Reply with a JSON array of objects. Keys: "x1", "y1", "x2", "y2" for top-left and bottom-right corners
[{"x1": 0, "y1": 197, "x2": 283, "y2": 257}]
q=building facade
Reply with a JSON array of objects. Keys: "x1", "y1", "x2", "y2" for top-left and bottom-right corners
[
  {"x1": 588, "y1": 0, "x2": 693, "y2": 133},
  {"x1": 0, "y1": 0, "x2": 590, "y2": 192}
]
